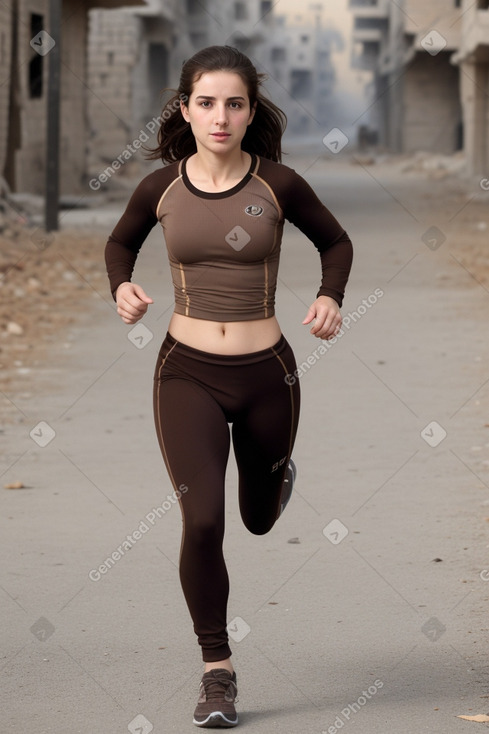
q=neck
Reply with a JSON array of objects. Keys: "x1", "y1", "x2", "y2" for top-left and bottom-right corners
[{"x1": 189, "y1": 147, "x2": 251, "y2": 186}]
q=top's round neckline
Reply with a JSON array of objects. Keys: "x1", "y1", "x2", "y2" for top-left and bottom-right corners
[{"x1": 181, "y1": 153, "x2": 257, "y2": 199}]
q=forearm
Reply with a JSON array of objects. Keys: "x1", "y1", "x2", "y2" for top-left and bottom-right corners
[
  {"x1": 316, "y1": 231, "x2": 353, "y2": 307},
  {"x1": 105, "y1": 238, "x2": 139, "y2": 301}
]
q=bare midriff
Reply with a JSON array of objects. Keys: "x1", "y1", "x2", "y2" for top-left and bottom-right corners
[{"x1": 168, "y1": 312, "x2": 282, "y2": 354}]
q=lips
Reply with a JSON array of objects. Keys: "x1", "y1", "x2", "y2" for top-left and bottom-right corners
[{"x1": 211, "y1": 133, "x2": 230, "y2": 138}]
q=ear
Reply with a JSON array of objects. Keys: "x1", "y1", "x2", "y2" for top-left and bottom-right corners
[
  {"x1": 180, "y1": 98, "x2": 190, "y2": 123},
  {"x1": 248, "y1": 101, "x2": 257, "y2": 126}
]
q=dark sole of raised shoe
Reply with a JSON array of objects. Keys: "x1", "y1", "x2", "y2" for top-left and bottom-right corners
[{"x1": 193, "y1": 711, "x2": 238, "y2": 728}]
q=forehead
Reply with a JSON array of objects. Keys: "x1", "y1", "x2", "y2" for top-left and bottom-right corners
[{"x1": 191, "y1": 71, "x2": 249, "y2": 98}]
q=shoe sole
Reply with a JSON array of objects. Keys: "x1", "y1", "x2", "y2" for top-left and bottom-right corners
[{"x1": 193, "y1": 711, "x2": 238, "y2": 727}]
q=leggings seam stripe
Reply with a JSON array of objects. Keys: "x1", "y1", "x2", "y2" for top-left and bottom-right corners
[
  {"x1": 155, "y1": 340, "x2": 186, "y2": 563},
  {"x1": 271, "y1": 347, "x2": 295, "y2": 460}
]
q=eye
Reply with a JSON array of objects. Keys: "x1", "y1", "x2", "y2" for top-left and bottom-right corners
[
  {"x1": 200, "y1": 100, "x2": 212, "y2": 108},
  {"x1": 229, "y1": 102, "x2": 242, "y2": 109}
]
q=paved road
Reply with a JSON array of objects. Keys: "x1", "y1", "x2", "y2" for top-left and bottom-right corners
[{"x1": 2, "y1": 154, "x2": 489, "y2": 733}]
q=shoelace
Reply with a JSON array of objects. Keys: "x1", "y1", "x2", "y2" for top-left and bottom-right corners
[{"x1": 202, "y1": 674, "x2": 237, "y2": 701}]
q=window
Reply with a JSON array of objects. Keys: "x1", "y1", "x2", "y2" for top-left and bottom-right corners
[
  {"x1": 187, "y1": 0, "x2": 201, "y2": 13},
  {"x1": 476, "y1": 0, "x2": 489, "y2": 7},
  {"x1": 29, "y1": 14, "x2": 43, "y2": 99},
  {"x1": 271, "y1": 47, "x2": 286, "y2": 62},
  {"x1": 301, "y1": 34, "x2": 309, "y2": 43},
  {"x1": 261, "y1": 0, "x2": 272, "y2": 15},
  {"x1": 235, "y1": 2, "x2": 247, "y2": 20}
]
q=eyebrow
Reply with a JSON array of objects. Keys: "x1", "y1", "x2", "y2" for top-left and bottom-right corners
[{"x1": 195, "y1": 95, "x2": 246, "y2": 101}]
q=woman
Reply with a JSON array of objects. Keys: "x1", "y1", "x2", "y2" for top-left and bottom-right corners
[{"x1": 105, "y1": 45, "x2": 353, "y2": 728}]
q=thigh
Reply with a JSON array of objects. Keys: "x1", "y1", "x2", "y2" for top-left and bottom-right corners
[
  {"x1": 153, "y1": 376, "x2": 231, "y2": 528},
  {"x1": 232, "y1": 354, "x2": 300, "y2": 534}
]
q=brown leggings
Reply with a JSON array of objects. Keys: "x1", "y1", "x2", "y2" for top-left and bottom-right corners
[{"x1": 153, "y1": 331, "x2": 300, "y2": 662}]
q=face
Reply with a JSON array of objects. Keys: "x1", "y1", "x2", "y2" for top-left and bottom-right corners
[{"x1": 180, "y1": 71, "x2": 256, "y2": 154}]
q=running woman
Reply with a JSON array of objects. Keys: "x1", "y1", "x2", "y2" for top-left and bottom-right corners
[{"x1": 105, "y1": 45, "x2": 353, "y2": 728}]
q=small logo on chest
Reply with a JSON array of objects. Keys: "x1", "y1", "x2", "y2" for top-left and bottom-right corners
[{"x1": 245, "y1": 204, "x2": 264, "y2": 217}]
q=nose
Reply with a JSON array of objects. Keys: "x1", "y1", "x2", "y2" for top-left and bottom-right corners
[{"x1": 215, "y1": 103, "x2": 228, "y2": 127}]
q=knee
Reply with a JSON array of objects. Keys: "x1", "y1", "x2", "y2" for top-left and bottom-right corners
[
  {"x1": 184, "y1": 515, "x2": 224, "y2": 549},
  {"x1": 242, "y1": 515, "x2": 276, "y2": 536}
]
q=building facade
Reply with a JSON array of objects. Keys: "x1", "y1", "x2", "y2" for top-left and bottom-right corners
[
  {"x1": 452, "y1": 0, "x2": 489, "y2": 176},
  {"x1": 0, "y1": 0, "x2": 142, "y2": 196},
  {"x1": 350, "y1": 0, "x2": 463, "y2": 155}
]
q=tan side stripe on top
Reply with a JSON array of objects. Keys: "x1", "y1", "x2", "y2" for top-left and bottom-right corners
[
  {"x1": 263, "y1": 259, "x2": 269, "y2": 318},
  {"x1": 253, "y1": 171, "x2": 282, "y2": 318},
  {"x1": 178, "y1": 263, "x2": 190, "y2": 315}
]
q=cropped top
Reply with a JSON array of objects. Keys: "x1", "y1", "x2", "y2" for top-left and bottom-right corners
[{"x1": 105, "y1": 154, "x2": 353, "y2": 321}]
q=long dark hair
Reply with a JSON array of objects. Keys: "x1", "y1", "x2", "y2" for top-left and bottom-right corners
[{"x1": 146, "y1": 45, "x2": 287, "y2": 164}]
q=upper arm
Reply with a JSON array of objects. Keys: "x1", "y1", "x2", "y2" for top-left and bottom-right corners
[{"x1": 280, "y1": 169, "x2": 348, "y2": 253}]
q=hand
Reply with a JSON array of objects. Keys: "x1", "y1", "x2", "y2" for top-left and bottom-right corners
[
  {"x1": 115, "y1": 282, "x2": 153, "y2": 324},
  {"x1": 302, "y1": 295, "x2": 342, "y2": 340}
]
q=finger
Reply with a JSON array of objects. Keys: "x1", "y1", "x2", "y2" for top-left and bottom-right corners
[
  {"x1": 117, "y1": 303, "x2": 147, "y2": 322},
  {"x1": 318, "y1": 314, "x2": 342, "y2": 340},
  {"x1": 310, "y1": 310, "x2": 333, "y2": 335},
  {"x1": 133, "y1": 284, "x2": 154, "y2": 304},
  {"x1": 302, "y1": 307, "x2": 316, "y2": 325},
  {"x1": 118, "y1": 296, "x2": 148, "y2": 314}
]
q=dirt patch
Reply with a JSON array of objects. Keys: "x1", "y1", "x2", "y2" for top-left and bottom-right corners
[{"x1": 0, "y1": 222, "x2": 109, "y2": 420}]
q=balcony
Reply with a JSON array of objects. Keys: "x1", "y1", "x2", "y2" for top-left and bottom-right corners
[
  {"x1": 352, "y1": 26, "x2": 382, "y2": 44},
  {"x1": 351, "y1": 40, "x2": 380, "y2": 71},
  {"x1": 129, "y1": 0, "x2": 176, "y2": 19},
  {"x1": 349, "y1": 0, "x2": 388, "y2": 19}
]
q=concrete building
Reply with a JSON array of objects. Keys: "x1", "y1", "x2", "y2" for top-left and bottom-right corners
[
  {"x1": 350, "y1": 0, "x2": 463, "y2": 154},
  {"x1": 0, "y1": 0, "x2": 142, "y2": 196},
  {"x1": 264, "y1": 18, "x2": 337, "y2": 136},
  {"x1": 87, "y1": 0, "x2": 192, "y2": 180},
  {"x1": 452, "y1": 0, "x2": 489, "y2": 176}
]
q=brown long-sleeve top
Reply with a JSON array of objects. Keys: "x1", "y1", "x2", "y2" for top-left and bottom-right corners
[{"x1": 105, "y1": 153, "x2": 353, "y2": 321}]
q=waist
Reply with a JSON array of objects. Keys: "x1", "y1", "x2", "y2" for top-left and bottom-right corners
[{"x1": 168, "y1": 312, "x2": 282, "y2": 355}]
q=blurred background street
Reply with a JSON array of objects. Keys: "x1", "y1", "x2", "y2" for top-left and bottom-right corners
[{"x1": 1, "y1": 1, "x2": 489, "y2": 732}]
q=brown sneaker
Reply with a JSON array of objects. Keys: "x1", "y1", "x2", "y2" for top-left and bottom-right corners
[
  {"x1": 277, "y1": 459, "x2": 297, "y2": 518},
  {"x1": 193, "y1": 668, "x2": 238, "y2": 728}
]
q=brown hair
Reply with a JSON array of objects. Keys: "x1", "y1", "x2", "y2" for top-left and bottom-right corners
[{"x1": 146, "y1": 45, "x2": 287, "y2": 164}]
